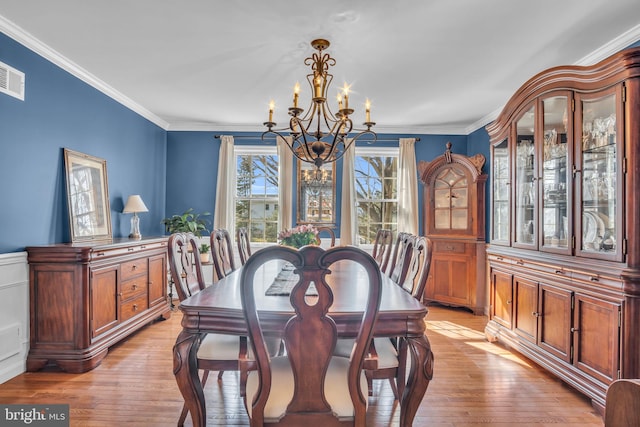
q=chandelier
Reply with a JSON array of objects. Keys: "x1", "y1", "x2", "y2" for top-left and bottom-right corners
[
  {"x1": 262, "y1": 39, "x2": 377, "y2": 168},
  {"x1": 301, "y1": 167, "x2": 331, "y2": 195}
]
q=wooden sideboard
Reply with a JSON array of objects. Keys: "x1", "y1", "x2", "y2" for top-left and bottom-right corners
[{"x1": 26, "y1": 237, "x2": 171, "y2": 373}]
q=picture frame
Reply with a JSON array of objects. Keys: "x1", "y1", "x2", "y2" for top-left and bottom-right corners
[{"x1": 63, "y1": 148, "x2": 112, "y2": 242}]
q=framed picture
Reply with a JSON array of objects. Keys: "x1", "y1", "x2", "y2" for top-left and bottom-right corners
[{"x1": 63, "y1": 148, "x2": 112, "y2": 242}]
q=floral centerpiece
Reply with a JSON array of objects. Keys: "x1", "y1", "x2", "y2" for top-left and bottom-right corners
[{"x1": 278, "y1": 224, "x2": 319, "y2": 249}]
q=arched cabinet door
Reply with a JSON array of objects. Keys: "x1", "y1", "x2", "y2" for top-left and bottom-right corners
[{"x1": 418, "y1": 142, "x2": 487, "y2": 315}]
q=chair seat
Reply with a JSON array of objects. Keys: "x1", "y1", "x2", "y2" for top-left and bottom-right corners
[
  {"x1": 245, "y1": 356, "x2": 368, "y2": 421},
  {"x1": 335, "y1": 337, "x2": 399, "y2": 369},
  {"x1": 198, "y1": 334, "x2": 281, "y2": 361}
]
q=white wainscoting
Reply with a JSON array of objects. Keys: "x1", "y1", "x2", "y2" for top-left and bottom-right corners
[{"x1": 0, "y1": 251, "x2": 29, "y2": 383}]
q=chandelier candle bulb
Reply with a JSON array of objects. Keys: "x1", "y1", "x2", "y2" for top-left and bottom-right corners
[
  {"x1": 314, "y1": 75, "x2": 323, "y2": 98},
  {"x1": 293, "y1": 82, "x2": 300, "y2": 108},
  {"x1": 268, "y1": 100, "x2": 274, "y2": 123},
  {"x1": 337, "y1": 93, "x2": 343, "y2": 110},
  {"x1": 365, "y1": 99, "x2": 371, "y2": 123}
]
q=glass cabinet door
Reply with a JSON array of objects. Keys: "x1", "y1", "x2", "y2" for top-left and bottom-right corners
[
  {"x1": 514, "y1": 105, "x2": 536, "y2": 247},
  {"x1": 434, "y1": 165, "x2": 469, "y2": 231},
  {"x1": 576, "y1": 88, "x2": 621, "y2": 259},
  {"x1": 540, "y1": 94, "x2": 571, "y2": 253},
  {"x1": 492, "y1": 139, "x2": 510, "y2": 243}
]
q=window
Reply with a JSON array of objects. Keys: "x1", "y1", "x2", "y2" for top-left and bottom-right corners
[
  {"x1": 355, "y1": 147, "x2": 399, "y2": 244},
  {"x1": 234, "y1": 146, "x2": 279, "y2": 243}
]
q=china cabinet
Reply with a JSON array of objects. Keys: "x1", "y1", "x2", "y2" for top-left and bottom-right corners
[
  {"x1": 484, "y1": 47, "x2": 640, "y2": 411},
  {"x1": 418, "y1": 142, "x2": 487, "y2": 314},
  {"x1": 26, "y1": 237, "x2": 170, "y2": 373}
]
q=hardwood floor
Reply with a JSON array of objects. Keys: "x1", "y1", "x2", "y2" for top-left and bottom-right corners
[{"x1": 0, "y1": 305, "x2": 604, "y2": 426}]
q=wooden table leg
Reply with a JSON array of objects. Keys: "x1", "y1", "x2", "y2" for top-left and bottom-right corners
[
  {"x1": 400, "y1": 334, "x2": 434, "y2": 426},
  {"x1": 173, "y1": 330, "x2": 205, "y2": 427}
]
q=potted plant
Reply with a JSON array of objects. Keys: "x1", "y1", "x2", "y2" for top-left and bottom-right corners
[
  {"x1": 199, "y1": 243, "x2": 211, "y2": 263},
  {"x1": 161, "y1": 208, "x2": 211, "y2": 237}
]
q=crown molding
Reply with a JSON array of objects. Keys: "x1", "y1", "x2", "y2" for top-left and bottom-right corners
[
  {"x1": 575, "y1": 23, "x2": 640, "y2": 66},
  {"x1": 0, "y1": 15, "x2": 170, "y2": 130}
]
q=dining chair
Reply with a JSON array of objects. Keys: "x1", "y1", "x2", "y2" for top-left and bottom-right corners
[
  {"x1": 372, "y1": 228, "x2": 393, "y2": 271},
  {"x1": 240, "y1": 244, "x2": 382, "y2": 426},
  {"x1": 237, "y1": 227, "x2": 252, "y2": 265},
  {"x1": 604, "y1": 379, "x2": 640, "y2": 426},
  {"x1": 366, "y1": 236, "x2": 434, "y2": 400},
  {"x1": 386, "y1": 232, "x2": 414, "y2": 285},
  {"x1": 168, "y1": 232, "x2": 249, "y2": 426},
  {"x1": 210, "y1": 228, "x2": 237, "y2": 281},
  {"x1": 315, "y1": 226, "x2": 336, "y2": 247}
]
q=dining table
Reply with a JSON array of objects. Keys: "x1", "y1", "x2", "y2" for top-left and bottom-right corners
[{"x1": 173, "y1": 258, "x2": 434, "y2": 427}]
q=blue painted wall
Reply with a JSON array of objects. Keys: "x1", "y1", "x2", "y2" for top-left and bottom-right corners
[
  {"x1": 0, "y1": 32, "x2": 167, "y2": 253},
  {"x1": 165, "y1": 131, "x2": 484, "y2": 237}
]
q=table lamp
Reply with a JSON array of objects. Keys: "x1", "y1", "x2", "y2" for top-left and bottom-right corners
[{"x1": 123, "y1": 195, "x2": 149, "y2": 239}]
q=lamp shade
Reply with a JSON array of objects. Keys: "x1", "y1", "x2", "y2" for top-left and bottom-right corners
[{"x1": 123, "y1": 195, "x2": 149, "y2": 213}]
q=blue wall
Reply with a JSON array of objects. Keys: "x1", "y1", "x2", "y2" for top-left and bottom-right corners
[
  {"x1": 0, "y1": 32, "x2": 167, "y2": 253},
  {"x1": 165, "y1": 131, "x2": 486, "y2": 237},
  {"x1": 2, "y1": 30, "x2": 497, "y2": 254}
]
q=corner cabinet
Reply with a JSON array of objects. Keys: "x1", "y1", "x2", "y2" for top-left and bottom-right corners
[
  {"x1": 484, "y1": 47, "x2": 640, "y2": 411},
  {"x1": 26, "y1": 237, "x2": 171, "y2": 373},
  {"x1": 418, "y1": 143, "x2": 487, "y2": 314}
]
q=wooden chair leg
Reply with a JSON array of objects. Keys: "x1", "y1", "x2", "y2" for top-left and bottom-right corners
[
  {"x1": 388, "y1": 378, "x2": 399, "y2": 400},
  {"x1": 179, "y1": 370, "x2": 209, "y2": 426},
  {"x1": 365, "y1": 371, "x2": 374, "y2": 396},
  {"x1": 217, "y1": 370, "x2": 224, "y2": 380},
  {"x1": 396, "y1": 338, "x2": 408, "y2": 400}
]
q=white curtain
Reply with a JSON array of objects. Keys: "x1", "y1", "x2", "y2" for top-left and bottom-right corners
[
  {"x1": 213, "y1": 135, "x2": 236, "y2": 236},
  {"x1": 277, "y1": 136, "x2": 294, "y2": 232},
  {"x1": 340, "y1": 142, "x2": 357, "y2": 245},
  {"x1": 398, "y1": 137, "x2": 419, "y2": 235}
]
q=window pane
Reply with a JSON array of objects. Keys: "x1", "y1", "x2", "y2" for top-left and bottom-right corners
[
  {"x1": 235, "y1": 151, "x2": 279, "y2": 243},
  {"x1": 355, "y1": 150, "x2": 399, "y2": 243}
]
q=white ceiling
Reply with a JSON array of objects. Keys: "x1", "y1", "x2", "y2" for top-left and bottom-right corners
[{"x1": 1, "y1": 1, "x2": 640, "y2": 134}]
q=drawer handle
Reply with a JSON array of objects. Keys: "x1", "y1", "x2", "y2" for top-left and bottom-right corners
[
  {"x1": 496, "y1": 256, "x2": 504, "y2": 261},
  {"x1": 128, "y1": 247, "x2": 135, "y2": 252},
  {"x1": 141, "y1": 245, "x2": 147, "y2": 249},
  {"x1": 590, "y1": 276, "x2": 600, "y2": 282},
  {"x1": 96, "y1": 252, "x2": 105, "y2": 257},
  {"x1": 516, "y1": 260, "x2": 524, "y2": 265},
  {"x1": 555, "y1": 270, "x2": 565, "y2": 275},
  {"x1": 445, "y1": 245, "x2": 455, "y2": 251}
]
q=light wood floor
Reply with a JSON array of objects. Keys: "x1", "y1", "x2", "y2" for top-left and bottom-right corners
[{"x1": 0, "y1": 305, "x2": 604, "y2": 426}]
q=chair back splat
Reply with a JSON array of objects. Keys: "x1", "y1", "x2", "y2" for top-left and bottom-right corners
[
  {"x1": 315, "y1": 226, "x2": 336, "y2": 247},
  {"x1": 241, "y1": 245, "x2": 382, "y2": 426},
  {"x1": 372, "y1": 229, "x2": 393, "y2": 271},
  {"x1": 237, "y1": 227, "x2": 252, "y2": 265},
  {"x1": 211, "y1": 228, "x2": 237, "y2": 281},
  {"x1": 168, "y1": 232, "x2": 206, "y2": 301}
]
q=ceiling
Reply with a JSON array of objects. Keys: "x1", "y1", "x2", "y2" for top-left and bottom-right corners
[{"x1": 1, "y1": 1, "x2": 640, "y2": 134}]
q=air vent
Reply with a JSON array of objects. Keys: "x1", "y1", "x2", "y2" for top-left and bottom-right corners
[{"x1": 0, "y1": 60, "x2": 25, "y2": 101}]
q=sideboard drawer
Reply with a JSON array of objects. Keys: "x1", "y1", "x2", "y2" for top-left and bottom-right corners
[
  {"x1": 121, "y1": 259, "x2": 148, "y2": 280},
  {"x1": 121, "y1": 293, "x2": 149, "y2": 321},
  {"x1": 120, "y1": 278, "x2": 148, "y2": 301}
]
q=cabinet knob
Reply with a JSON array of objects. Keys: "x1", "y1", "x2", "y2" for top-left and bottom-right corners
[
  {"x1": 132, "y1": 265, "x2": 137, "y2": 270},
  {"x1": 132, "y1": 284, "x2": 137, "y2": 290},
  {"x1": 506, "y1": 300, "x2": 512, "y2": 305},
  {"x1": 133, "y1": 304, "x2": 138, "y2": 311},
  {"x1": 118, "y1": 292, "x2": 123, "y2": 297},
  {"x1": 570, "y1": 327, "x2": 579, "y2": 333},
  {"x1": 532, "y1": 312, "x2": 540, "y2": 317}
]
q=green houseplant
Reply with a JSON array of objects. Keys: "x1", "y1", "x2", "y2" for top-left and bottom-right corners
[
  {"x1": 199, "y1": 243, "x2": 211, "y2": 263},
  {"x1": 161, "y1": 208, "x2": 211, "y2": 237}
]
